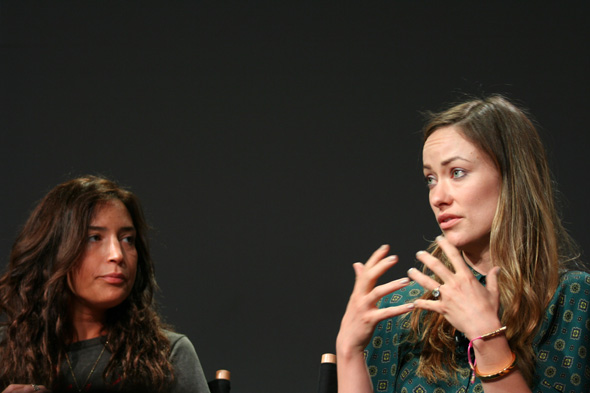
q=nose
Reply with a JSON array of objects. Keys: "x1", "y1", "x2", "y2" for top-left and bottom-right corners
[
  {"x1": 430, "y1": 179, "x2": 452, "y2": 209},
  {"x1": 107, "y1": 236, "x2": 124, "y2": 264}
]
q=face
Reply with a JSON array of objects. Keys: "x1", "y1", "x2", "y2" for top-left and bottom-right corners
[
  {"x1": 68, "y1": 199, "x2": 138, "y2": 315},
  {"x1": 422, "y1": 126, "x2": 501, "y2": 255}
]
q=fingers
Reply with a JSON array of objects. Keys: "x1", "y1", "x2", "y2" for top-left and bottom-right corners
[
  {"x1": 485, "y1": 266, "x2": 501, "y2": 299},
  {"x1": 353, "y1": 247, "x2": 398, "y2": 294},
  {"x1": 435, "y1": 236, "x2": 471, "y2": 275},
  {"x1": 412, "y1": 297, "x2": 439, "y2": 312},
  {"x1": 407, "y1": 267, "x2": 439, "y2": 292},
  {"x1": 406, "y1": 267, "x2": 444, "y2": 314},
  {"x1": 353, "y1": 257, "x2": 406, "y2": 303},
  {"x1": 352, "y1": 262, "x2": 364, "y2": 277},
  {"x1": 413, "y1": 250, "x2": 454, "y2": 283},
  {"x1": 364, "y1": 244, "x2": 390, "y2": 268},
  {"x1": 370, "y1": 277, "x2": 411, "y2": 303},
  {"x1": 374, "y1": 302, "x2": 415, "y2": 320},
  {"x1": 408, "y1": 257, "x2": 446, "y2": 312},
  {"x1": 413, "y1": 236, "x2": 473, "y2": 284},
  {"x1": 338, "y1": 247, "x2": 412, "y2": 353}
]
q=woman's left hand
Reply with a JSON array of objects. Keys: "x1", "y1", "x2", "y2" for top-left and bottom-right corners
[{"x1": 407, "y1": 236, "x2": 502, "y2": 340}]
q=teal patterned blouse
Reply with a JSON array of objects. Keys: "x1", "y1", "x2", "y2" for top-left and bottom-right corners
[{"x1": 365, "y1": 270, "x2": 590, "y2": 393}]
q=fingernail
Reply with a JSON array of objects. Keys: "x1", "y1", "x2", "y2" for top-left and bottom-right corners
[
  {"x1": 416, "y1": 250, "x2": 425, "y2": 257},
  {"x1": 380, "y1": 244, "x2": 388, "y2": 249},
  {"x1": 406, "y1": 303, "x2": 415, "y2": 309},
  {"x1": 388, "y1": 255, "x2": 398, "y2": 262},
  {"x1": 398, "y1": 277, "x2": 410, "y2": 284},
  {"x1": 407, "y1": 267, "x2": 415, "y2": 274},
  {"x1": 436, "y1": 235, "x2": 444, "y2": 241}
]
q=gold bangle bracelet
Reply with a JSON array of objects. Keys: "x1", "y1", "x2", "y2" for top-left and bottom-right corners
[{"x1": 474, "y1": 352, "x2": 517, "y2": 381}]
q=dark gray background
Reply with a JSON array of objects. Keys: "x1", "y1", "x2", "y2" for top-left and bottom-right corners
[{"x1": 1, "y1": 2, "x2": 588, "y2": 392}]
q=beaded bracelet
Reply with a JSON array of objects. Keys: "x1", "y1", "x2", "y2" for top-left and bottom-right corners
[{"x1": 467, "y1": 326, "x2": 510, "y2": 383}]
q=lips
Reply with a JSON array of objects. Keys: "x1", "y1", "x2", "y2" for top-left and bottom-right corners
[
  {"x1": 438, "y1": 214, "x2": 461, "y2": 230},
  {"x1": 99, "y1": 272, "x2": 127, "y2": 285}
]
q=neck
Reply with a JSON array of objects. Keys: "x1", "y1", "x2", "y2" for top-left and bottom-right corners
[
  {"x1": 461, "y1": 246, "x2": 493, "y2": 275},
  {"x1": 69, "y1": 302, "x2": 107, "y2": 343}
]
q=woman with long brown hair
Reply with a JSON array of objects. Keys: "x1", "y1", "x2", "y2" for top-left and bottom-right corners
[
  {"x1": 336, "y1": 96, "x2": 590, "y2": 392},
  {"x1": 0, "y1": 176, "x2": 209, "y2": 393}
]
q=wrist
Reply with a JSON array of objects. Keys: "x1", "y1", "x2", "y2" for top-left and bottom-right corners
[
  {"x1": 472, "y1": 333, "x2": 512, "y2": 364},
  {"x1": 336, "y1": 337, "x2": 365, "y2": 362},
  {"x1": 470, "y1": 330, "x2": 513, "y2": 372},
  {"x1": 466, "y1": 325, "x2": 517, "y2": 383},
  {"x1": 465, "y1": 319, "x2": 503, "y2": 341}
]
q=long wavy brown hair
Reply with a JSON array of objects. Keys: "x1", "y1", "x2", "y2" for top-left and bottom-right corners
[
  {"x1": 0, "y1": 176, "x2": 174, "y2": 391},
  {"x1": 409, "y1": 96, "x2": 579, "y2": 385}
]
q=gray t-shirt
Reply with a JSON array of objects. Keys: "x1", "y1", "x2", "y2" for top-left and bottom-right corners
[{"x1": 59, "y1": 330, "x2": 210, "y2": 393}]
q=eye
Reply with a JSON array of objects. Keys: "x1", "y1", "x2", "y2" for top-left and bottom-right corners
[
  {"x1": 451, "y1": 169, "x2": 466, "y2": 178},
  {"x1": 424, "y1": 175, "x2": 436, "y2": 188},
  {"x1": 87, "y1": 234, "x2": 101, "y2": 242},
  {"x1": 122, "y1": 235, "x2": 136, "y2": 245}
]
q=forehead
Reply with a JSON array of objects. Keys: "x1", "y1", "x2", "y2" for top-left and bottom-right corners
[
  {"x1": 90, "y1": 199, "x2": 133, "y2": 225},
  {"x1": 422, "y1": 126, "x2": 483, "y2": 163}
]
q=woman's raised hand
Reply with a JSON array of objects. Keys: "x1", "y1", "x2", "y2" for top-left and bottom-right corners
[
  {"x1": 337, "y1": 244, "x2": 414, "y2": 355},
  {"x1": 408, "y1": 236, "x2": 502, "y2": 340}
]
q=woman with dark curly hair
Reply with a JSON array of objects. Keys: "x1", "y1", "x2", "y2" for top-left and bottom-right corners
[{"x1": 0, "y1": 176, "x2": 209, "y2": 393}]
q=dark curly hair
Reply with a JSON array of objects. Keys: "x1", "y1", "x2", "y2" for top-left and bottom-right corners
[{"x1": 0, "y1": 176, "x2": 174, "y2": 391}]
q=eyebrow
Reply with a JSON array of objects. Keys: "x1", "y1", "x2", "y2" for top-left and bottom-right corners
[
  {"x1": 423, "y1": 155, "x2": 472, "y2": 170},
  {"x1": 88, "y1": 226, "x2": 136, "y2": 232}
]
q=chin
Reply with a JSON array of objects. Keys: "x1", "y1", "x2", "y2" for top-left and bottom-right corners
[
  {"x1": 100, "y1": 293, "x2": 131, "y2": 309},
  {"x1": 442, "y1": 232, "x2": 490, "y2": 254},
  {"x1": 97, "y1": 299, "x2": 125, "y2": 310},
  {"x1": 440, "y1": 233, "x2": 471, "y2": 250}
]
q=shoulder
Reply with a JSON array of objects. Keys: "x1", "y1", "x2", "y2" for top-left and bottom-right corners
[
  {"x1": 161, "y1": 330, "x2": 209, "y2": 393},
  {"x1": 551, "y1": 270, "x2": 590, "y2": 305},
  {"x1": 536, "y1": 270, "x2": 590, "y2": 342},
  {"x1": 532, "y1": 271, "x2": 590, "y2": 391},
  {"x1": 164, "y1": 330, "x2": 189, "y2": 347},
  {"x1": 162, "y1": 331, "x2": 201, "y2": 376},
  {"x1": 162, "y1": 330, "x2": 197, "y2": 356},
  {"x1": 557, "y1": 269, "x2": 590, "y2": 288},
  {"x1": 548, "y1": 270, "x2": 590, "y2": 308}
]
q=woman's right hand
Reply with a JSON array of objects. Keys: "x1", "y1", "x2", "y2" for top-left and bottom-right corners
[
  {"x1": 336, "y1": 244, "x2": 414, "y2": 357},
  {"x1": 2, "y1": 385, "x2": 49, "y2": 393}
]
